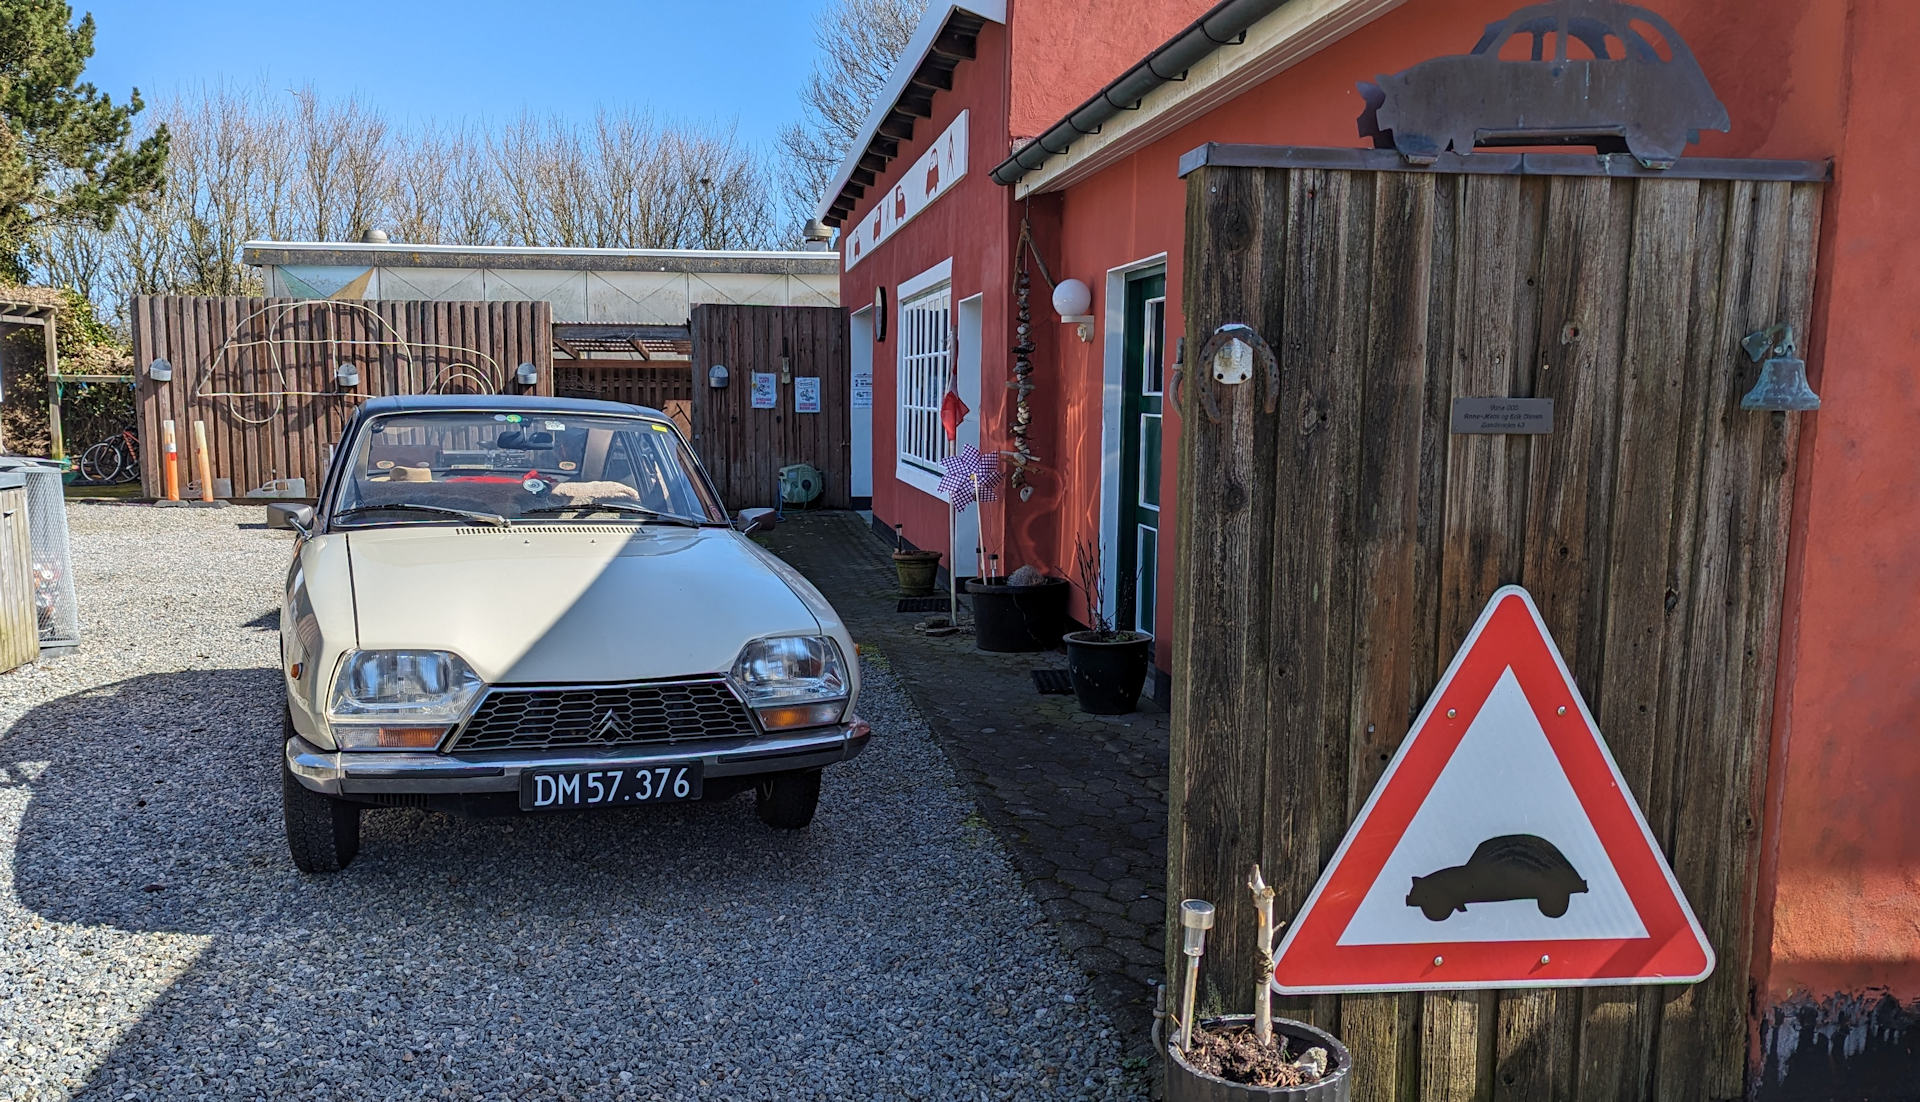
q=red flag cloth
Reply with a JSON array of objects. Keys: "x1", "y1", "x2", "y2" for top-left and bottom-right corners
[{"x1": 940, "y1": 384, "x2": 969, "y2": 442}]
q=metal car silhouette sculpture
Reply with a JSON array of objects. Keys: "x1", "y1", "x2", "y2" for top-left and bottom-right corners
[
  {"x1": 1406, "y1": 834, "x2": 1590, "y2": 921},
  {"x1": 1359, "y1": 0, "x2": 1730, "y2": 168}
]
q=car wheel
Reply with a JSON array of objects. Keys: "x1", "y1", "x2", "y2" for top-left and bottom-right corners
[
  {"x1": 1537, "y1": 893, "x2": 1571, "y2": 919},
  {"x1": 282, "y1": 757, "x2": 362, "y2": 873},
  {"x1": 754, "y1": 769, "x2": 821, "y2": 830}
]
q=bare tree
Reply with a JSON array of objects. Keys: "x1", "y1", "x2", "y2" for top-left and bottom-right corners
[
  {"x1": 29, "y1": 84, "x2": 783, "y2": 331},
  {"x1": 777, "y1": 0, "x2": 927, "y2": 230}
]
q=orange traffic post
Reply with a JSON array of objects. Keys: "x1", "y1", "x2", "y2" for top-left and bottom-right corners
[
  {"x1": 191, "y1": 420, "x2": 214, "y2": 503},
  {"x1": 161, "y1": 419, "x2": 180, "y2": 501}
]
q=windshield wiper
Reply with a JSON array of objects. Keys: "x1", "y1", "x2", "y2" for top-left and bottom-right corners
[
  {"x1": 519, "y1": 500, "x2": 706, "y2": 527},
  {"x1": 335, "y1": 502, "x2": 510, "y2": 527}
]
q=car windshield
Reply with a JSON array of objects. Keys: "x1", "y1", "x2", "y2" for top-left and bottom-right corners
[{"x1": 330, "y1": 409, "x2": 725, "y2": 528}]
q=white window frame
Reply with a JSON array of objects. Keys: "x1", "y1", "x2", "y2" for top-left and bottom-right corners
[{"x1": 894, "y1": 259, "x2": 953, "y2": 499}]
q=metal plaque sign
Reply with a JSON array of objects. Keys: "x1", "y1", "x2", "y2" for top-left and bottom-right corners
[
  {"x1": 851, "y1": 369, "x2": 873, "y2": 410},
  {"x1": 1269, "y1": 586, "x2": 1712, "y2": 993},
  {"x1": 1451, "y1": 397, "x2": 1553, "y2": 434},
  {"x1": 795, "y1": 377, "x2": 821, "y2": 414}
]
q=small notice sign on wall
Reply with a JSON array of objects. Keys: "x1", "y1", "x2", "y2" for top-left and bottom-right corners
[
  {"x1": 751, "y1": 373, "x2": 777, "y2": 409},
  {"x1": 1451, "y1": 397, "x2": 1554, "y2": 434},
  {"x1": 795, "y1": 377, "x2": 821, "y2": 413},
  {"x1": 851, "y1": 370, "x2": 873, "y2": 409}
]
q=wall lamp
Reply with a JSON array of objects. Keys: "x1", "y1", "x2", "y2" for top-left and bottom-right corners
[
  {"x1": 709, "y1": 364, "x2": 730, "y2": 388},
  {"x1": 1053, "y1": 278, "x2": 1094, "y2": 342},
  {"x1": 334, "y1": 362, "x2": 361, "y2": 389},
  {"x1": 147, "y1": 357, "x2": 173, "y2": 382},
  {"x1": 515, "y1": 362, "x2": 540, "y2": 387}
]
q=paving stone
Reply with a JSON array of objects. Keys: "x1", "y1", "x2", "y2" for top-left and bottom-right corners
[{"x1": 762, "y1": 512, "x2": 1171, "y2": 1049}]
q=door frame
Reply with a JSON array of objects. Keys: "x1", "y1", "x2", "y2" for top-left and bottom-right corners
[
  {"x1": 849, "y1": 306, "x2": 874, "y2": 507},
  {"x1": 954, "y1": 293, "x2": 984, "y2": 578},
  {"x1": 1100, "y1": 253, "x2": 1169, "y2": 629}
]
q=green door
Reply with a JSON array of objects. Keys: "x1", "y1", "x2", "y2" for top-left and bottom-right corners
[{"x1": 1117, "y1": 269, "x2": 1165, "y2": 638}]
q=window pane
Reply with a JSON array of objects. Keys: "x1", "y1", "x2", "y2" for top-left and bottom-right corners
[
  {"x1": 1136, "y1": 526, "x2": 1157, "y2": 635},
  {"x1": 1144, "y1": 298, "x2": 1166, "y2": 395},
  {"x1": 1139, "y1": 413, "x2": 1162, "y2": 508}
]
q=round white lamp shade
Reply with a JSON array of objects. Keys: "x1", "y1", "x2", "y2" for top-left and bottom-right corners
[{"x1": 1052, "y1": 278, "x2": 1092, "y2": 318}]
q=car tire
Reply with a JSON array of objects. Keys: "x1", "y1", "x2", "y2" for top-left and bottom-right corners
[
  {"x1": 282, "y1": 757, "x2": 362, "y2": 873},
  {"x1": 754, "y1": 769, "x2": 821, "y2": 830}
]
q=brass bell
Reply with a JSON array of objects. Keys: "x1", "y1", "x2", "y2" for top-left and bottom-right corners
[{"x1": 1740, "y1": 323, "x2": 1820, "y2": 411}]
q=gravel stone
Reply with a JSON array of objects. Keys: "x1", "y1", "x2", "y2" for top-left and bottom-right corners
[{"x1": 1, "y1": 504, "x2": 1138, "y2": 1100}]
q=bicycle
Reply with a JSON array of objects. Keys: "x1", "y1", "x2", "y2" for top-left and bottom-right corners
[{"x1": 78, "y1": 427, "x2": 141, "y2": 484}]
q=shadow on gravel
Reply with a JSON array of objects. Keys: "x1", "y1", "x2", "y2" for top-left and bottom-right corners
[{"x1": 1, "y1": 668, "x2": 875, "y2": 1098}]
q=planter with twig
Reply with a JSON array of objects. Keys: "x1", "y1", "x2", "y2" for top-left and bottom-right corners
[
  {"x1": 1161, "y1": 870, "x2": 1352, "y2": 1099},
  {"x1": 1065, "y1": 538, "x2": 1152, "y2": 712}
]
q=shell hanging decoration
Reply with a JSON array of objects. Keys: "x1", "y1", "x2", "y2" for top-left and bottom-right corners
[{"x1": 1007, "y1": 246, "x2": 1038, "y2": 493}]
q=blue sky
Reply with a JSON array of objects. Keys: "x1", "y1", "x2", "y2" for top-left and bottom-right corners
[{"x1": 77, "y1": 0, "x2": 825, "y2": 149}]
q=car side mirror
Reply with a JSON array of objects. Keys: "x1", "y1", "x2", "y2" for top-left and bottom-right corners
[
  {"x1": 266, "y1": 502, "x2": 315, "y2": 535},
  {"x1": 734, "y1": 507, "x2": 776, "y2": 535}
]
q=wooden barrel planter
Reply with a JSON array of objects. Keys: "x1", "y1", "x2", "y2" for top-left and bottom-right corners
[
  {"x1": 1165, "y1": 1016, "x2": 1352, "y2": 1101},
  {"x1": 891, "y1": 549, "x2": 941, "y2": 596}
]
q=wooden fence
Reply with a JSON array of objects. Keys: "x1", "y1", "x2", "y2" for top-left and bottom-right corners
[
  {"x1": 689, "y1": 304, "x2": 851, "y2": 509},
  {"x1": 1172, "y1": 155, "x2": 1821, "y2": 1102},
  {"x1": 553, "y1": 359, "x2": 693, "y2": 435},
  {"x1": 131, "y1": 296, "x2": 552, "y2": 499}
]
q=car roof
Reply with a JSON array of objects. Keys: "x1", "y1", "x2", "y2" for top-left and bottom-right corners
[{"x1": 359, "y1": 393, "x2": 666, "y2": 419}]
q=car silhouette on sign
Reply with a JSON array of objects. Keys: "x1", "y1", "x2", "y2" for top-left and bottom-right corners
[
  {"x1": 1406, "y1": 834, "x2": 1590, "y2": 921},
  {"x1": 1359, "y1": 1, "x2": 1730, "y2": 168}
]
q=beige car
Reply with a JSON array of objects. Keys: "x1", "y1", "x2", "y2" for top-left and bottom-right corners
[{"x1": 269, "y1": 395, "x2": 867, "y2": 873}]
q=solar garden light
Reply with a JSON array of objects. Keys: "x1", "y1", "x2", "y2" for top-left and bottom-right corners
[
  {"x1": 1178, "y1": 898, "x2": 1215, "y2": 1052},
  {"x1": 1249, "y1": 865, "x2": 1276, "y2": 1046}
]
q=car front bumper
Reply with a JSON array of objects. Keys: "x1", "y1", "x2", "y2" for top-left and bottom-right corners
[{"x1": 285, "y1": 718, "x2": 871, "y2": 798}]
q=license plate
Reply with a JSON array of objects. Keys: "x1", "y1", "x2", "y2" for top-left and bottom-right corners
[{"x1": 519, "y1": 763, "x2": 703, "y2": 811}]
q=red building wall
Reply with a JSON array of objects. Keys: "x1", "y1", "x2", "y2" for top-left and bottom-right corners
[
  {"x1": 1029, "y1": 0, "x2": 1913, "y2": 1089},
  {"x1": 835, "y1": 22, "x2": 1017, "y2": 563}
]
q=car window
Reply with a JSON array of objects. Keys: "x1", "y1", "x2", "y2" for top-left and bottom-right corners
[{"x1": 329, "y1": 410, "x2": 724, "y2": 527}]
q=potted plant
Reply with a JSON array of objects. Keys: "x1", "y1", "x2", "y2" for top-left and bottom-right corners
[
  {"x1": 968, "y1": 561, "x2": 1070, "y2": 652},
  {"x1": 1162, "y1": 868, "x2": 1353, "y2": 1099},
  {"x1": 890, "y1": 524, "x2": 942, "y2": 597},
  {"x1": 1063, "y1": 540, "x2": 1152, "y2": 714}
]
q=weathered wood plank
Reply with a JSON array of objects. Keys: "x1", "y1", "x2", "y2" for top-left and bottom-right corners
[
  {"x1": 1496, "y1": 173, "x2": 1633, "y2": 1102},
  {"x1": 1168, "y1": 164, "x2": 1280, "y2": 1010},
  {"x1": 1262, "y1": 165, "x2": 1368, "y2": 1034},
  {"x1": 1339, "y1": 169, "x2": 1440, "y2": 1102},
  {"x1": 1573, "y1": 174, "x2": 1701, "y2": 1102},
  {"x1": 1422, "y1": 170, "x2": 1535, "y2": 1102}
]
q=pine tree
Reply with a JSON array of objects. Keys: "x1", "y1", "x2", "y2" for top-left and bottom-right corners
[{"x1": 0, "y1": 0, "x2": 167, "y2": 279}]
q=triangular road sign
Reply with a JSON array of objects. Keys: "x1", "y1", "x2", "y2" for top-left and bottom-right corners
[{"x1": 1270, "y1": 585, "x2": 1713, "y2": 993}]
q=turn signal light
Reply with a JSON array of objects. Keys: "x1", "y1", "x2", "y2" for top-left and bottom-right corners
[
  {"x1": 755, "y1": 703, "x2": 845, "y2": 731},
  {"x1": 374, "y1": 726, "x2": 449, "y2": 749}
]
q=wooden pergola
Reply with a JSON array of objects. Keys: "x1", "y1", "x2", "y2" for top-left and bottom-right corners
[{"x1": 0, "y1": 296, "x2": 131, "y2": 459}]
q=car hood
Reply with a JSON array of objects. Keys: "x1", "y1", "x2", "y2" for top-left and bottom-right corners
[{"x1": 344, "y1": 524, "x2": 821, "y2": 684}]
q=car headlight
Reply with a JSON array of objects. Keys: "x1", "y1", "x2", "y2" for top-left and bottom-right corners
[
  {"x1": 730, "y1": 635, "x2": 849, "y2": 731},
  {"x1": 326, "y1": 649, "x2": 484, "y2": 750}
]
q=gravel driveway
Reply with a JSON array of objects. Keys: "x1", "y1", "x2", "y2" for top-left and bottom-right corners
[{"x1": 0, "y1": 504, "x2": 1137, "y2": 1100}]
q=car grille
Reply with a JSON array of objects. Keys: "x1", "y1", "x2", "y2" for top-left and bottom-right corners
[{"x1": 450, "y1": 678, "x2": 757, "y2": 753}]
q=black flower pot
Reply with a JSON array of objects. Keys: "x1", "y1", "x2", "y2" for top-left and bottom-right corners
[
  {"x1": 1062, "y1": 629, "x2": 1153, "y2": 714},
  {"x1": 1165, "y1": 1015, "x2": 1351, "y2": 1101},
  {"x1": 967, "y1": 577, "x2": 1069, "y2": 652}
]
